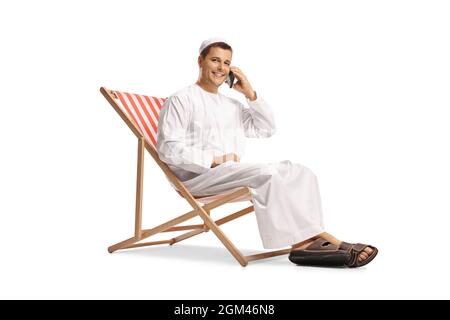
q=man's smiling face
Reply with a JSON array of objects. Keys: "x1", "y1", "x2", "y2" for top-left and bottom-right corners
[{"x1": 198, "y1": 47, "x2": 232, "y2": 88}]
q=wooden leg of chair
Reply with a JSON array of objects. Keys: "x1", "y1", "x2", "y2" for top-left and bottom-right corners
[
  {"x1": 134, "y1": 137, "x2": 145, "y2": 238},
  {"x1": 109, "y1": 209, "x2": 199, "y2": 253},
  {"x1": 203, "y1": 208, "x2": 210, "y2": 231},
  {"x1": 197, "y1": 209, "x2": 248, "y2": 267},
  {"x1": 108, "y1": 236, "x2": 140, "y2": 253}
]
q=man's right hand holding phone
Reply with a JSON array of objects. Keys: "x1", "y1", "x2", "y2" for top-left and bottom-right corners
[
  {"x1": 228, "y1": 67, "x2": 257, "y2": 101},
  {"x1": 211, "y1": 153, "x2": 240, "y2": 168}
]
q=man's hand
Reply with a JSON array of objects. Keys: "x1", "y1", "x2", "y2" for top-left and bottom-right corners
[
  {"x1": 230, "y1": 67, "x2": 257, "y2": 101},
  {"x1": 211, "y1": 153, "x2": 240, "y2": 168}
]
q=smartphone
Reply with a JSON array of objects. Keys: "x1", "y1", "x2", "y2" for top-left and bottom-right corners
[{"x1": 225, "y1": 71, "x2": 235, "y2": 88}]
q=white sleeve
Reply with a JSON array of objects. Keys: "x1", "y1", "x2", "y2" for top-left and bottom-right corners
[
  {"x1": 239, "y1": 93, "x2": 276, "y2": 138},
  {"x1": 157, "y1": 95, "x2": 214, "y2": 174}
]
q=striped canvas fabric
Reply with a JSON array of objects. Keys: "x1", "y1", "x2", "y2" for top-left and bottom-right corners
[{"x1": 114, "y1": 91, "x2": 167, "y2": 147}]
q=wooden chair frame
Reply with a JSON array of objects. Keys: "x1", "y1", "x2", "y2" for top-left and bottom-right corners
[{"x1": 100, "y1": 87, "x2": 290, "y2": 266}]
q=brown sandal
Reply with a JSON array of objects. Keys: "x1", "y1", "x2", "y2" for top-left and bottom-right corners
[{"x1": 289, "y1": 238, "x2": 378, "y2": 268}]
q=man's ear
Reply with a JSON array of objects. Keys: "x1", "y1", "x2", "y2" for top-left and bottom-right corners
[{"x1": 197, "y1": 55, "x2": 202, "y2": 68}]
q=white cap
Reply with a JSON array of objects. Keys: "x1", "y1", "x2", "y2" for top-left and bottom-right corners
[{"x1": 199, "y1": 37, "x2": 231, "y2": 54}]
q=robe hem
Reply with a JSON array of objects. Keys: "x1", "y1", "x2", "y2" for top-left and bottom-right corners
[{"x1": 261, "y1": 225, "x2": 325, "y2": 249}]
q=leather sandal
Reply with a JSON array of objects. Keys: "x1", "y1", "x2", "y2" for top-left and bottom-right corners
[
  {"x1": 289, "y1": 238, "x2": 378, "y2": 268},
  {"x1": 289, "y1": 238, "x2": 351, "y2": 267}
]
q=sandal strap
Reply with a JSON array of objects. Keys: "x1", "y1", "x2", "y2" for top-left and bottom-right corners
[
  {"x1": 339, "y1": 241, "x2": 352, "y2": 251},
  {"x1": 339, "y1": 242, "x2": 369, "y2": 253},
  {"x1": 339, "y1": 242, "x2": 373, "y2": 267},
  {"x1": 304, "y1": 238, "x2": 339, "y2": 251},
  {"x1": 352, "y1": 243, "x2": 368, "y2": 253}
]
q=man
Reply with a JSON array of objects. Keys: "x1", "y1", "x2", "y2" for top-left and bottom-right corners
[{"x1": 157, "y1": 37, "x2": 377, "y2": 267}]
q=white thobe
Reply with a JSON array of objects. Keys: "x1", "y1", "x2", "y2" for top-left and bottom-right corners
[{"x1": 157, "y1": 83, "x2": 324, "y2": 248}]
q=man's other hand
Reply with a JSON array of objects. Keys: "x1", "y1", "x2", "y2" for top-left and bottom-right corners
[{"x1": 211, "y1": 153, "x2": 240, "y2": 168}]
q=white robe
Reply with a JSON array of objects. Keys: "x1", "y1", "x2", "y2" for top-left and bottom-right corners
[{"x1": 157, "y1": 83, "x2": 324, "y2": 248}]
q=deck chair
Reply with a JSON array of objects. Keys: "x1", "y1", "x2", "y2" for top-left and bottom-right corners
[{"x1": 100, "y1": 87, "x2": 290, "y2": 266}]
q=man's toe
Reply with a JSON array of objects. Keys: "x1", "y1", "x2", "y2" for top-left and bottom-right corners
[
  {"x1": 358, "y1": 247, "x2": 375, "y2": 261},
  {"x1": 358, "y1": 252, "x2": 368, "y2": 261}
]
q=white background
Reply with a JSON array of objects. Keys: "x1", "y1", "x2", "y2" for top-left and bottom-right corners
[{"x1": 1, "y1": 0, "x2": 449, "y2": 299}]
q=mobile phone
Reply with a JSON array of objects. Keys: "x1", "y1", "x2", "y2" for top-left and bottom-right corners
[{"x1": 225, "y1": 71, "x2": 235, "y2": 88}]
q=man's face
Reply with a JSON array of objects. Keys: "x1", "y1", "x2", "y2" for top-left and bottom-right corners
[{"x1": 198, "y1": 47, "x2": 232, "y2": 87}]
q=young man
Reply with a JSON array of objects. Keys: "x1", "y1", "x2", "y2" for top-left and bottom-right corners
[{"x1": 157, "y1": 37, "x2": 377, "y2": 267}]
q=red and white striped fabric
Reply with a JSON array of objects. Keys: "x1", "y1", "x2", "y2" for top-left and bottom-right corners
[{"x1": 114, "y1": 91, "x2": 167, "y2": 147}]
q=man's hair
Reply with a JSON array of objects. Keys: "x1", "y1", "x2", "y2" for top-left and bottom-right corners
[{"x1": 200, "y1": 42, "x2": 233, "y2": 59}]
